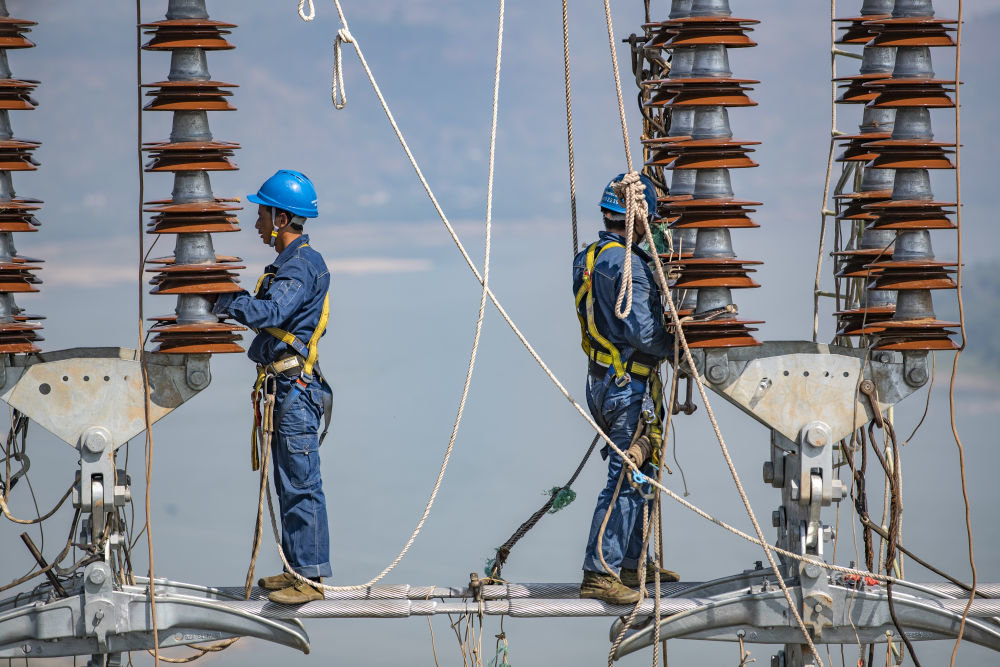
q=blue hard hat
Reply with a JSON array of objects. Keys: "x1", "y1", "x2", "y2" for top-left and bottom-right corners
[
  {"x1": 599, "y1": 173, "x2": 658, "y2": 218},
  {"x1": 248, "y1": 169, "x2": 319, "y2": 218}
]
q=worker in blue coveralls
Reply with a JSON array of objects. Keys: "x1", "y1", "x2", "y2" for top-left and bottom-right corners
[
  {"x1": 573, "y1": 173, "x2": 680, "y2": 605},
  {"x1": 212, "y1": 170, "x2": 332, "y2": 605}
]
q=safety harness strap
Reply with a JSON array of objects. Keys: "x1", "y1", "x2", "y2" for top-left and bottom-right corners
[{"x1": 575, "y1": 240, "x2": 628, "y2": 381}]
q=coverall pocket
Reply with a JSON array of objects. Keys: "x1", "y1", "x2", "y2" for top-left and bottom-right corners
[{"x1": 278, "y1": 399, "x2": 322, "y2": 490}]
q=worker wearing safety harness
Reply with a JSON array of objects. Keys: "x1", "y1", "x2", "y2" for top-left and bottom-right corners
[
  {"x1": 573, "y1": 173, "x2": 680, "y2": 606},
  {"x1": 212, "y1": 170, "x2": 332, "y2": 605}
]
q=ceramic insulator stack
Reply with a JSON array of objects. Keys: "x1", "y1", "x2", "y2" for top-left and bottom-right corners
[
  {"x1": 141, "y1": 0, "x2": 246, "y2": 353},
  {"x1": 0, "y1": 2, "x2": 44, "y2": 354},
  {"x1": 643, "y1": 0, "x2": 763, "y2": 348}
]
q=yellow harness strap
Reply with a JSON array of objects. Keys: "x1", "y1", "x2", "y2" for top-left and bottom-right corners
[{"x1": 575, "y1": 241, "x2": 628, "y2": 381}]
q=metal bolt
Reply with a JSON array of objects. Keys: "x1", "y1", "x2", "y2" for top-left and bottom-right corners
[
  {"x1": 762, "y1": 461, "x2": 774, "y2": 484},
  {"x1": 94, "y1": 609, "x2": 104, "y2": 622},
  {"x1": 189, "y1": 370, "x2": 208, "y2": 387},
  {"x1": 878, "y1": 353, "x2": 891, "y2": 363},
  {"x1": 82, "y1": 429, "x2": 111, "y2": 454},
  {"x1": 771, "y1": 510, "x2": 781, "y2": 528},
  {"x1": 814, "y1": 603, "x2": 823, "y2": 613},
  {"x1": 89, "y1": 568, "x2": 107, "y2": 586},
  {"x1": 907, "y1": 365, "x2": 928, "y2": 386},
  {"x1": 804, "y1": 425, "x2": 827, "y2": 448},
  {"x1": 22, "y1": 645, "x2": 31, "y2": 654},
  {"x1": 706, "y1": 364, "x2": 728, "y2": 384}
]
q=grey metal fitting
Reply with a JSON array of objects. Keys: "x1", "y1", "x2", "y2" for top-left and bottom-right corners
[
  {"x1": 668, "y1": 108, "x2": 696, "y2": 138},
  {"x1": 0, "y1": 293, "x2": 15, "y2": 324},
  {"x1": 695, "y1": 286, "x2": 733, "y2": 312},
  {"x1": 904, "y1": 350, "x2": 930, "y2": 387},
  {"x1": 166, "y1": 0, "x2": 210, "y2": 20},
  {"x1": 175, "y1": 295, "x2": 218, "y2": 325},
  {"x1": 0, "y1": 172, "x2": 14, "y2": 201},
  {"x1": 671, "y1": 170, "x2": 697, "y2": 197},
  {"x1": 669, "y1": 0, "x2": 693, "y2": 19},
  {"x1": 0, "y1": 110, "x2": 12, "y2": 141},
  {"x1": 113, "y1": 485, "x2": 131, "y2": 506},
  {"x1": 860, "y1": 0, "x2": 895, "y2": 15},
  {"x1": 690, "y1": 106, "x2": 732, "y2": 140},
  {"x1": 891, "y1": 107, "x2": 934, "y2": 141},
  {"x1": 0, "y1": 51, "x2": 10, "y2": 80},
  {"x1": 88, "y1": 568, "x2": 107, "y2": 587},
  {"x1": 892, "y1": 229, "x2": 935, "y2": 261},
  {"x1": 668, "y1": 47, "x2": 696, "y2": 79},
  {"x1": 693, "y1": 228, "x2": 735, "y2": 258},
  {"x1": 690, "y1": 45, "x2": 732, "y2": 78},
  {"x1": 771, "y1": 509, "x2": 781, "y2": 528},
  {"x1": 707, "y1": 363, "x2": 728, "y2": 384},
  {"x1": 858, "y1": 165, "x2": 896, "y2": 192},
  {"x1": 893, "y1": 289, "x2": 936, "y2": 320},
  {"x1": 171, "y1": 171, "x2": 215, "y2": 203},
  {"x1": 689, "y1": 0, "x2": 731, "y2": 18},
  {"x1": 802, "y1": 421, "x2": 832, "y2": 449},
  {"x1": 859, "y1": 227, "x2": 896, "y2": 251},
  {"x1": 0, "y1": 231, "x2": 15, "y2": 263},
  {"x1": 170, "y1": 110, "x2": 214, "y2": 143},
  {"x1": 830, "y1": 480, "x2": 847, "y2": 503},
  {"x1": 762, "y1": 461, "x2": 774, "y2": 484},
  {"x1": 891, "y1": 168, "x2": 934, "y2": 201},
  {"x1": 184, "y1": 354, "x2": 212, "y2": 391},
  {"x1": 692, "y1": 168, "x2": 734, "y2": 199},
  {"x1": 892, "y1": 46, "x2": 935, "y2": 79},
  {"x1": 168, "y1": 48, "x2": 212, "y2": 82},
  {"x1": 174, "y1": 232, "x2": 217, "y2": 265},
  {"x1": 859, "y1": 107, "x2": 896, "y2": 135},
  {"x1": 858, "y1": 46, "x2": 896, "y2": 77},
  {"x1": 81, "y1": 427, "x2": 113, "y2": 455},
  {"x1": 892, "y1": 0, "x2": 935, "y2": 19},
  {"x1": 861, "y1": 288, "x2": 897, "y2": 309}
]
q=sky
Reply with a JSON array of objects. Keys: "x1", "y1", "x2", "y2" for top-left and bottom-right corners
[{"x1": 2, "y1": 0, "x2": 999, "y2": 665}]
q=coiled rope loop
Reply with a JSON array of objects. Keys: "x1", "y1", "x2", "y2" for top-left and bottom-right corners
[
  {"x1": 611, "y1": 171, "x2": 647, "y2": 320},
  {"x1": 331, "y1": 28, "x2": 353, "y2": 109}
]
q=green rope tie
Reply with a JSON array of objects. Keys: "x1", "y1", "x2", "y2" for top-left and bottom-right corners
[
  {"x1": 546, "y1": 486, "x2": 576, "y2": 513},
  {"x1": 489, "y1": 636, "x2": 511, "y2": 667}
]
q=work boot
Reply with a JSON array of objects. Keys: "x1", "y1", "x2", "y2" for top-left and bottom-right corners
[
  {"x1": 621, "y1": 563, "x2": 680, "y2": 587},
  {"x1": 579, "y1": 571, "x2": 641, "y2": 605},
  {"x1": 257, "y1": 572, "x2": 296, "y2": 591},
  {"x1": 268, "y1": 577, "x2": 325, "y2": 605}
]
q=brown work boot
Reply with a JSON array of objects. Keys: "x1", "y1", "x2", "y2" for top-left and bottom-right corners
[
  {"x1": 621, "y1": 563, "x2": 680, "y2": 587},
  {"x1": 268, "y1": 577, "x2": 325, "y2": 605},
  {"x1": 579, "y1": 570, "x2": 641, "y2": 605},
  {"x1": 257, "y1": 572, "x2": 296, "y2": 591}
]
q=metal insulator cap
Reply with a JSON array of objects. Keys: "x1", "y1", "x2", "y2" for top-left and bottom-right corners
[
  {"x1": 892, "y1": 230, "x2": 935, "y2": 261},
  {"x1": 166, "y1": 0, "x2": 210, "y2": 20},
  {"x1": 176, "y1": 295, "x2": 220, "y2": 325},
  {"x1": 689, "y1": 0, "x2": 732, "y2": 18},
  {"x1": 668, "y1": 48, "x2": 696, "y2": 80},
  {"x1": 690, "y1": 45, "x2": 732, "y2": 78},
  {"x1": 174, "y1": 232, "x2": 217, "y2": 265},
  {"x1": 892, "y1": 47, "x2": 934, "y2": 79},
  {"x1": 691, "y1": 107, "x2": 732, "y2": 140},
  {"x1": 692, "y1": 168, "x2": 735, "y2": 200},
  {"x1": 170, "y1": 110, "x2": 214, "y2": 143},
  {"x1": 858, "y1": 46, "x2": 896, "y2": 77},
  {"x1": 171, "y1": 171, "x2": 216, "y2": 203},
  {"x1": 669, "y1": 0, "x2": 693, "y2": 19},
  {"x1": 859, "y1": 166, "x2": 897, "y2": 192},
  {"x1": 893, "y1": 289, "x2": 936, "y2": 320},
  {"x1": 0, "y1": 293, "x2": 16, "y2": 324},
  {"x1": 859, "y1": 227, "x2": 897, "y2": 251},
  {"x1": 671, "y1": 169, "x2": 698, "y2": 197},
  {"x1": 860, "y1": 0, "x2": 896, "y2": 16},
  {"x1": 859, "y1": 107, "x2": 896, "y2": 135},
  {"x1": 695, "y1": 286, "x2": 734, "y2": 313},
  {"x1": 892, "y1": 0, "x2": 935, "y2": 19},
  {"x1": 168, "y1": 48, "x2": 212, "y2": 82},
  {"x1": 891, "y1": 107, "x2": 934, "y2": 141},
  {"x1": 694, "y1": 228, "x2": 736, "y2": 258},
  {"x1": 862, "y1": 288, "x2": 897, "y2": 309},
  {"x1": 668, "y1": 108, "x2": 696, "y2": 137},
  {"x1": 891, "y1": 169, "x2": 934, "y2": 201}
]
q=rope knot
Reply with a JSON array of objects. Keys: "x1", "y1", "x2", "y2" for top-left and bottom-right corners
[
  {"x1": 337, "y1": 27, "x2": 354, "y2": 43},
  {"x1": 611, "y1": 171, "x2": 649, "y2": 320}
]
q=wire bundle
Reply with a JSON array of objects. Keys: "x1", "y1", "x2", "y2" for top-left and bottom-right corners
[{"x1": 142, "y1": 0, "x2": 246, "y2": 354}]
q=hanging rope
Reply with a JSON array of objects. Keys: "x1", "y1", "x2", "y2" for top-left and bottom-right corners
[
  {"x1": 297, "y1": 0, "x2": 315, "y2": 22},
  {"x1": 331, "y1": 28, "x2": 353, "y2": 109},
  {"x1": 561, "y1": 0, "x2": 579, "y2": 256}
]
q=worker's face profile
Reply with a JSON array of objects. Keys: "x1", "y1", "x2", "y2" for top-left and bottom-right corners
[{"x1": 255, "y1": 205, "x2": 274, "y2": 246}]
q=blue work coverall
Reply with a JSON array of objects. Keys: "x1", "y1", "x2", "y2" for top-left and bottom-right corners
[
  {"x1": 572, "y1": 230, "x2": 675, "y2": 575},
  {"x1": 213, "y1": 234, "x2": 333, "y2": 579}
]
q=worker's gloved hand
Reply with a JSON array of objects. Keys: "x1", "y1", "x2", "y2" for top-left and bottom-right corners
[{"x1": 624, "y1": 434, "x2": 653, "y2": 469}]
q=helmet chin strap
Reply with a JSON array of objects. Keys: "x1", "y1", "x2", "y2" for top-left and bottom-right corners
[{"x1": 269, "y1": 229, "x2": 278, "y2": 247}]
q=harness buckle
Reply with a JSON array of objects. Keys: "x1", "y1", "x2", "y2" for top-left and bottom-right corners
[{"x1": 614, "y1": 373, "x2": 632, "y2": 388}]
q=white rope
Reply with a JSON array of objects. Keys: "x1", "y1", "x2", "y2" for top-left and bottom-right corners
[
  {"x1": 293, "y1": 0, "x2": 903, "y2": 610},
  {"x1": 297, "y1": 0, "x2": 315, "y2": 22},
  {"x1": 611, "y1": 172, "x2": 649, "y2": 319},
  {"x1": 268, "y1": 0, "x2": 504, "y2": 593},
  {"x1": 331, "y1": 28, "x2": 353, "y2": 109}
]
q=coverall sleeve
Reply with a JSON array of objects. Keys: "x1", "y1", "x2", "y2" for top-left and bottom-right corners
[
  {"x1": 214, "y1": 272, "x2": 309, "y2": 330},
  {"x1": 620, "y1": 254, "x2": 675, "y2": 359}
]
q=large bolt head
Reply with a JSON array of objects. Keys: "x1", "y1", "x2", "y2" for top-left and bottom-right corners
[
  {"x1": 771, "y1": 510, "x2": 781, "y2": 528},
  {"x1": 762, "y1": 461, "x2": 774, "y2": 484},
  {"x1": 907, "y1": 365, "x2": 928, "y2": 386},
  {"x1": 804, "y1": 425, "x2": 828, "y2": 448},
  {"x1": 89, "y1": 568, "x2": 107, "y2": 585},
  {"x1": 82, "y1": 428, "x2": 112, "y2": 454},
  {"x1": 706, "y1": 364, "x2": 728, "y2": 384}
]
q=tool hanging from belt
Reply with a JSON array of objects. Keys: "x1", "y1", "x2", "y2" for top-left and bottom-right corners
[{"x1": 249, "y1": 267, "x2": 333, "y2": 470}]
